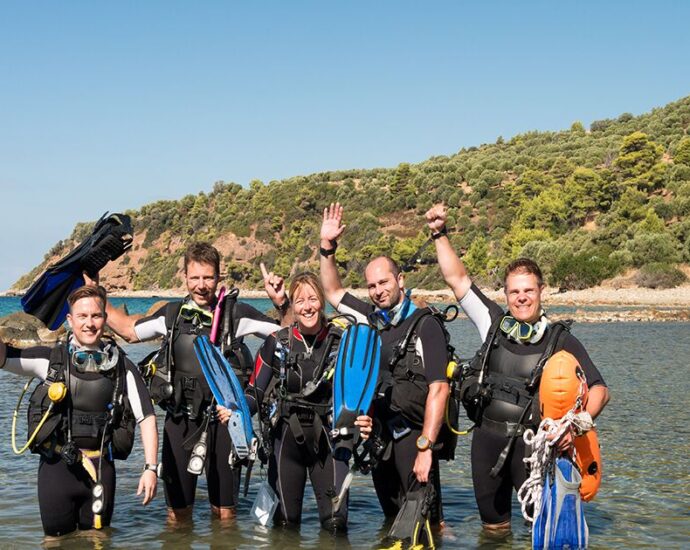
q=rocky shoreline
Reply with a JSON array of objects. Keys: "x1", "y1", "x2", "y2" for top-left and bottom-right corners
[
  {"x1": 6, "y1": 281, "x2": 690, "y2": 307},
  {"x1": 2, "y1": 282, "x2": 689, "y2": 348}
]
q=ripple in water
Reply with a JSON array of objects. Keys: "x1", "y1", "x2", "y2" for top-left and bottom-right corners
[{"x1": 1, "y1": 298, "x2": 689, "y2": 548}]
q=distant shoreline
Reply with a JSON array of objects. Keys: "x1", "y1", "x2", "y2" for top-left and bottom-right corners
[
  {"x1": 4, "y1": 284, "x2": 690, "y2": 307},
  {"x1": 4, "y1": 283, "x2": 689, "y2": 324}
]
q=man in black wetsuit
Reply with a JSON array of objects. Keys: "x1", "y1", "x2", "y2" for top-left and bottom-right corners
[
  {"x1": 319, "y1": 203, "x2": 450, "y2": 525},
  {"x1": 95, "y1": 242, "x2": 287, "y2": 523},
  {"x1": 425, "y1": 204, "x2": 610, "y2": 536},
  {"x1": 0, "y1": 286, "x2": 158, "y2": 539}
]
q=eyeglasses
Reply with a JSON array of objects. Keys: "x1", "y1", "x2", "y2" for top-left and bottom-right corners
[
  {"x1": 499, "y1": 316, "x2": 535, "y2": 341},
  {"x1": 180, "y1": 303, "x2": 214, "y2": 327}
]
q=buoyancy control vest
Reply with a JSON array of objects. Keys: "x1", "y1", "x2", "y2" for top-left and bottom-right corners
[
  {"x1": 387, "y1": 307, "x2": 457, "y2": 425},
  {"x1": 387, "y1": 306, "x2": 460, "y2": 460},
  {"x1": 265, "y1": 323, "x2": 342, "y2": 459},
  {"x1": 272, "y1": 324, "x2": 342, "y2": 420},
  {"x1": 457, "y1": 316, "x2": 571, "y2": 433},
  {"x1": 387, "y1": 309, "x2": 434, "y2": 426},
  {"x1": 141, "y1": 291, "x2": 254, "y2": 419},
  {"x1": 27, "y1": 341, "x2": 135, "y2": 459}
]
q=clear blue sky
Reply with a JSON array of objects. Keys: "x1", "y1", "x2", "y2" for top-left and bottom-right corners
[{"x1": 1, "y1": 1, "x2": 689, "y2": 290}]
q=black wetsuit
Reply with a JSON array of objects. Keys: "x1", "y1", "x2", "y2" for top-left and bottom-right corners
[
  {"x1": 2, "y1": 344, "x2": 153, "y2": 537},
  {"x1": 134, "y1": 299, "x2": 277, "y2": 510},
  {"x1": 246, "y1": 324, "x2": 349, "y2": 531},
  {"x1": 337, "y1": 293, "x2": 448, "y2": 523},
  {"x1": 459, "y1": 283, "x2": 607, "y2": 524}
]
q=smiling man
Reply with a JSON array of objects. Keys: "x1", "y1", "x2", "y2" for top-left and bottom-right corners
[
  {"x1": 425, "y1": 204, "x2": 610, "y2": 537},
  {"x1": 319, "y1": 203, "x2": 450, "y2": 530},
  {"x1": 0, "y1": 286, "x2": 158, "y2": 539},
  {"x1": 97, "y1": 242, "x2": 286, "y2": 524}
]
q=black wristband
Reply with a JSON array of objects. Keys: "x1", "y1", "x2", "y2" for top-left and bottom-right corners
[
  {"x1": 431, "y1": 226, "x2": 448, "y2": 240},
  {"x1": 274, "y1": 298, "x2": 290, "y2": 313},
  {"x1": 319, "y1": 239, "x2": 338, "y2": 257}
]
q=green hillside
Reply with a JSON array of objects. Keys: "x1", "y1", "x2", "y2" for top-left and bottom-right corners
[{"x1": 15, "y1": 95, "x2": 690, "y2": 292}]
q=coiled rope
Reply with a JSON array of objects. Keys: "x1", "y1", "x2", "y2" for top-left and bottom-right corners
[{"x1": 517, "y1": 377, "x2": 594, "y2": 522}]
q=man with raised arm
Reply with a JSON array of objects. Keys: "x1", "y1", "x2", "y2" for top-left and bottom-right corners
[
  {"x1": 89, "y1": 242, "x2": 288, "y2": 523},
  {"x1": 319, "y1": 203, "x2": 450, "y2": 527},
  {"x1": 425, "y1": 204, "x2": 610, "y2": 536}
]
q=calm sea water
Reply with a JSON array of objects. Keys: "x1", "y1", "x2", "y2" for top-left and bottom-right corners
[{"x1": 0, "y1": 297, "x2": 688, "y2": 549}]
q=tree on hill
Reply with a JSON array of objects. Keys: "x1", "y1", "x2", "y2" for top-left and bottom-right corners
[
  {"x1": 614, "y1": 131, "x2": 668, "y2": 191},
  {"x1": 14, "y1": 95, "x2": 690, "y2": 292}
]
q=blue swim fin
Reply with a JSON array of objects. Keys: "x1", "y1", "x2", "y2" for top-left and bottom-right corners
[
  {"x1": 332, "y1": 322, "x2": 381, "y2": 461},
  {"x1": 194, "y1": 335, "x2": 255, "y2": 460},
  {"x1": 21, "y1": 213, "x2": 133, "y2": 330},
  {"x1": 533, "y1": 457, "x2": 589, "y2": 550}
]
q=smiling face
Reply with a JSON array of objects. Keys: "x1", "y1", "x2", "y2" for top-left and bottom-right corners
[
  {"x1": 185, "y1": 260, "x2": 219, "y2": 308},
  {"x1": 504, "y1": 271, "x2": 544, "y2": 323},
  {"x1": 364, "y1": 257, "x2": 405, "y2": 310},
  {"x1": 67, "y1": 296, "x2": 106, "y2": 348},
  {"x1": 291, "y1": 281, "x2": 325, "y2": 335}
]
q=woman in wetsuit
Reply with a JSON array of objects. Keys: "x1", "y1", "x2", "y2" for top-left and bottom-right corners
[{"x1": 219, "y1": 272, "x2": 371, "y2": 532}]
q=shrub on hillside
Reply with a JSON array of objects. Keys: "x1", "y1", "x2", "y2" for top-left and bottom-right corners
[
  {"x1": 634, "y1": 263, "x2": 687, "y2": 289},
  {"x1": 551, "y1": 252, "x2": 621, "y2": 290},
  {"x1": 626, "y1": 232, "x2": 680, "y2": 266},
  {"x1": 520, "y1": 240, "x2": 564, "y2": 282}
]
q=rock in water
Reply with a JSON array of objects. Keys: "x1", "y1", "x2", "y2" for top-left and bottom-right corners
[{"x1": 0, "y1": 312, "x2": 65, "y2": 347}]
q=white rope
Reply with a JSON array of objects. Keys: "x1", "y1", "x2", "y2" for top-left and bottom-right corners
[{"x1": 517, "y1": 378, "x2": 594, "y2": 523}]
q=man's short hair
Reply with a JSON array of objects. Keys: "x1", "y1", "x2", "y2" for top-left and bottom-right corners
[
  {"x1": 504, "y1": 257, "x2": 544, "y2": 286},
  {"x1": 67, "y1": 285, "x2": 107, "y2": 312},
  {"x1": 368, "y1": 256, "x2": 401, "y2": 278},
  {"x1": 184, "y1": 242, "x2": 221, "y2": 276}
]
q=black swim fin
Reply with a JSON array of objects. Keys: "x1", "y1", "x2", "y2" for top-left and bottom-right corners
[
  {"x1": 381, "y1": 480, "x2": 436, "y2": 550},
  {"x1": 21, "y1": 213, "x2": 133, "y2": 330}
]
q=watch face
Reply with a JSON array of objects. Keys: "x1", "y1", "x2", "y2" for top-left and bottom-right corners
[{"x1": 417, "y1": 435, "x2": 429, "y2": 450}]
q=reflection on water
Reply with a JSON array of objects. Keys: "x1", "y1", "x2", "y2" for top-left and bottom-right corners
[{"x1": 1, "y1": 297, "x2": 689, "y2": 548}]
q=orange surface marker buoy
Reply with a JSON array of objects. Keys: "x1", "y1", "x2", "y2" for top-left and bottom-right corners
[{"x1": 539, "y1": 350, "x2": 602, "y2": 501}]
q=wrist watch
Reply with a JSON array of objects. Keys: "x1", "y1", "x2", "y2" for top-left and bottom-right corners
[
  {"x1": 416, "y1": 434, "x2": 433, "y2": 451},
  {"x1": 143, "y1": 463, "x2": 160, "y2": 476}
]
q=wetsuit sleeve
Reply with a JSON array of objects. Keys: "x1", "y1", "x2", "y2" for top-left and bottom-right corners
[
  {"x1": 416, "y1": 317, "x2": 450, "y2": 384},
  {"x1": 337, "y1": 292, "x2": 374, "y2": 325},
  {"x1": 133, "y1": 302, "x2": 172, "y2": 341},
  {"x1": 561, "y1": 334, "x2": 607, "y2": 388},
  {"x1": 123, "y1": 358, "x2": 156, "y2": 422},
  {"x1": 234, "y1": 301, "x2": 280, "y2": 339},
  {"x1": 245, "y1": 335, "x2": 278, "y2": 415},
  {"x1": 1, "y1": 346, "x2": 51, "y2": 379},
  {"x1": 459, "y1": 282, "x2": 504, "y2": 342}
]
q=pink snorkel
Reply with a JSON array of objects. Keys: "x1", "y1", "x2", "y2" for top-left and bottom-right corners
[{"x1": 210, "y1": 286, "x2": 226, "y2": 345}]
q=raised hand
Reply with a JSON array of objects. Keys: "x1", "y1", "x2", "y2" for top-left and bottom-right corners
[
  {"x1": 83, "y1": 272, "x2": 100, "y2": 287},
  {"x1": 425, "y1": 204, "x2": 448, "y2": 233},
  {"x1": 321, "y1": 202, "x2": 346, "y2": 243},
  {"x1": 260, "y1": 262, "x2": 287, "y2": 307}
]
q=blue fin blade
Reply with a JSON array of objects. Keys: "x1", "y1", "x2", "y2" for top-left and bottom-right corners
[
  {"x1": 21, "y1": 267, "x2": 85, "y2": 330},
  {"x1": 533, "y1": 457, "x2": 588, "y2": 550},
  {"x1": 194, "y1": 335, "x2": 254, "y2": 459},
  {"x1": 333, "y1": 323, "x2": 381, "y2": 429}
]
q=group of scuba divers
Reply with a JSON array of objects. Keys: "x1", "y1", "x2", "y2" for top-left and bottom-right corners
[{"x1": 0, "y1": 202, "x2": 610, "y2": 548}]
